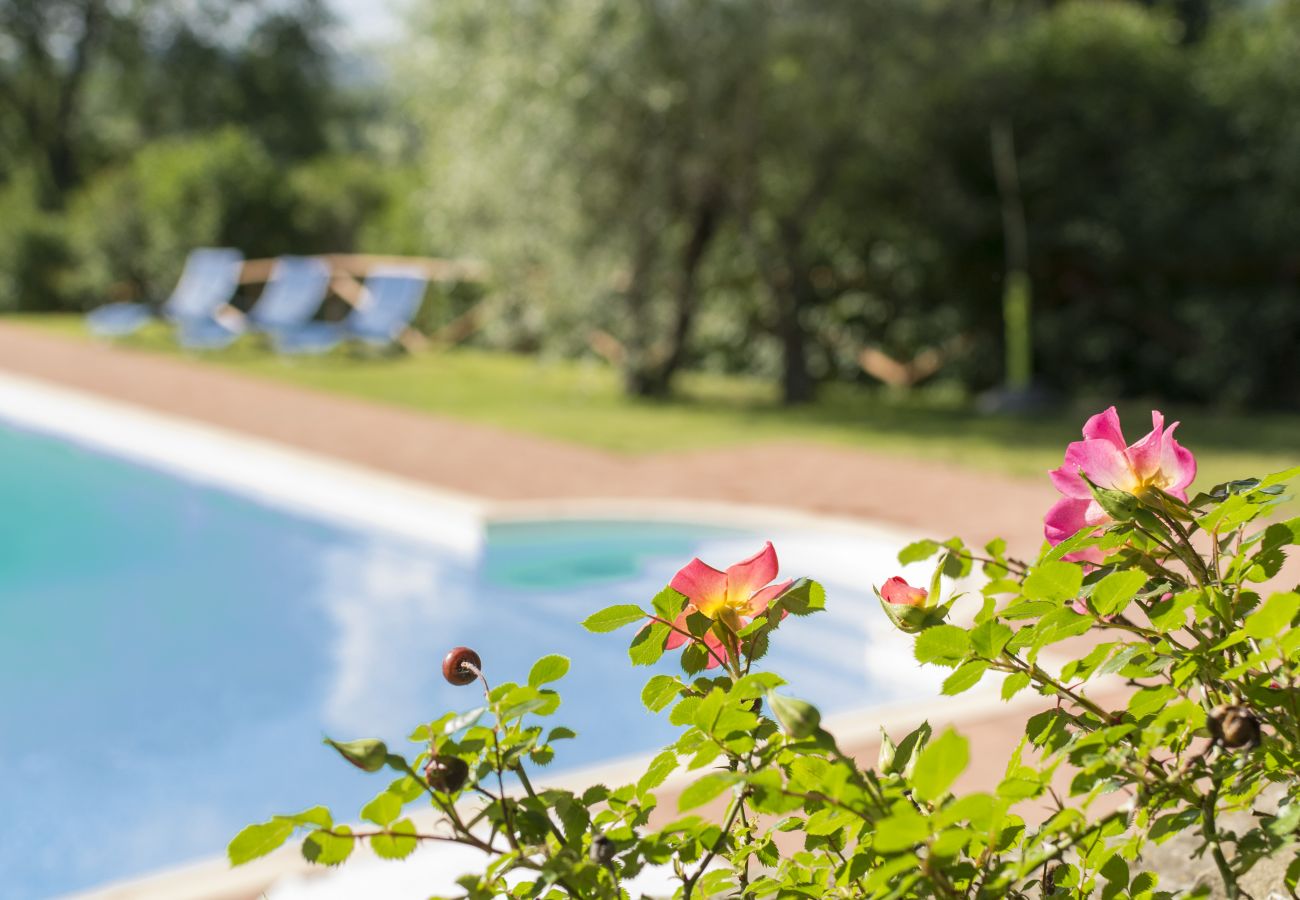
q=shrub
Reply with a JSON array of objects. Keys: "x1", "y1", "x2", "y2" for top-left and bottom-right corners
[
  {"x1": 232, "y1": 407, "x2": 1299, "y2": 897},
  {"x1": 69, "y1": 128, "x2": 289, "y2": 306}
]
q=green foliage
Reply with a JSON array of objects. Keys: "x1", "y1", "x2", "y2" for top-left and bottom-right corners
[
  {"x1": 232, "y1": 441, "x2": 1300, "y2": 897},
  {"x1": 69, "y1": 128, "x2": 288, "y2": 306}
]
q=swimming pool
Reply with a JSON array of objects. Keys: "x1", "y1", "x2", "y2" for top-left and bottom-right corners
[{"x1": 0, "y1": 386, "x2": 931, "y2": 899}]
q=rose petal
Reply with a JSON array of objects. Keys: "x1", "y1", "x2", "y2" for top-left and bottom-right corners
[
  {"x1": 1125, "y1": 410, "x2": 1165, "y2": 483},
  {"x1": 1044, "y1": 496, "x2": 1092, "y2": 545},
  {"x1": 1159, "y1": 421, "x2": 1197, "y2": 494},
  {"x1": 1063, "y1": 439, "x2": 1135, "y2": 492},
  {"x1": 670, "y1": 557, "x2": 729, "y2": 616},
  {"x1": 748, "y1": 579, "x2": 794, "y2": 615},
  {"x1": 1048, "y1": 463, "x2": 1092, "y2": 500},
  {"x1": 1081, "y1": 406, "x2": 1126, "y2": 449},
  {"x1": 664, "y1": 609, "x2": 693, "y2": 650},
  {"x1": 725, "y1": 541, "x2": 779, "y2": 607}
]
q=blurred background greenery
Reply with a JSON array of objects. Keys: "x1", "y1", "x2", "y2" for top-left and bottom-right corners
[{"x1": 3, "y1": 0, "x2": 1299, "y2": 413}]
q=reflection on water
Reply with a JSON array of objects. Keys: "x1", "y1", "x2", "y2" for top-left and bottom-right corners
[{"x1": 0, "y1": 422, "x2": 931, "y2": 898}]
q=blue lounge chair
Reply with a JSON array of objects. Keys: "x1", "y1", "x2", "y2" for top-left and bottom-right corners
[
  {"x1": 273, "y1": 267, "x2": 428, "y2": 355},
  {"x1": 177, "y1": 256, "x2": 332, "y2": 350},
  {"x1": 86, "y1": 247, "x2": 244, "y2": 337}
]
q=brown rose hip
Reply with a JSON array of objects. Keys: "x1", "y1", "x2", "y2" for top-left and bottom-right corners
[
  {"x1": 424, "y1": 755, "x2": 470, "y2": 793},
  {"x1": 442, "y1": 647, "x2": 482, "y2": 686}
]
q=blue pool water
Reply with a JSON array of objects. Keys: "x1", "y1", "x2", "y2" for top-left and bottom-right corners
[{"x1": 0, "y1": 420, "x2": 905, "y2": 898}]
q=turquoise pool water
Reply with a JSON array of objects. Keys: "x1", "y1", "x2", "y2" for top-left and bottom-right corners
[{"x1": 0, "y1": 420, "x2": 901, "y2": 898}]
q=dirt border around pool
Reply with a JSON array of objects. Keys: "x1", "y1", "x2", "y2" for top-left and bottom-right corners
[{"x1": 0, "y1": 320, "x2": 1057, "y2": 558}]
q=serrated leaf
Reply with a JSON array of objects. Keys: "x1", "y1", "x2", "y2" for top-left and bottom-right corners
[
  {"x1": 228, "y1": 819, "x2": 295, "y2": 866},
  {"x1": 914, "y1": 625, "x2": 970, "y2": 666},
  {"x1": 1092, "y1": 569, "x2": 1147, "y2": 617},
  {"x1": 969, "y1": 620, "x2": 1012, "y2": 658},
  {"x1": 910, "y1": 727, "x2": 969, "y2": 803},
  {"x1": 651, "y1": 585, "x2": 688, "y2": 620},
  {"x1": 898, "y1": 539, "x2": 941, "y2": 565},
  {"x1": 641, "y1": 674, "x2": 683, "y2": 712},
  {"x1": 637, "y1": 750, "x2": 678, "y2": 794},
  {"x1": 942, "y1": 660, "x2": 989, "y2": 696},
  {"x1": 361, "y1": 792, "x2": 402, "y2": 827},
  {"x1": 1001, "y1": 671, "x2": 1031, "y2": 700},
  {"x1": 582, "y1": 605, "x2": 646, "y2": 633},
  {"x1": 678, "y1": 772, "x2": 736, "y2": 811},
  {"x1": 774, "y1": 578, "x2": 826, "y2": 616},
  {"x1": 629, "y1": 621, "x2": 670, "y2": 666},
  {"x1": 1023, "y1": 561, "x2": 1083, "y2": 603},
  {"x1": 302, "y1": 827, "x2": 353, "y2": 866},
  {"x1": 370, "y1": 818, "x2": 418, "y2": 860},
  {"x1": 527, "y1": 654, "x2": 570, "y2": 687},
  {"x1": 1244, "y1": 592, "x2": 1300, "y2": 640}
]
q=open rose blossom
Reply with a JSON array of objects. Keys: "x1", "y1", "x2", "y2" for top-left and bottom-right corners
[
  {"x1": 1045, "y1": 407, "x2": 1196, "y2": 561},
  {"x1": 665, "y1": 541, "x2": 793, "y2": 669},
  {"x1": 879, "y1": 576, "x2": 928, "y2": 608}
]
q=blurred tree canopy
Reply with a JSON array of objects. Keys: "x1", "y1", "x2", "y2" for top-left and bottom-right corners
[
  {"x1": 3, "y1": 0, "x2": 1298, "y2": 411},
  {"x1": 405, "y1": 0, "x2": 1300, "y2": 409},
  {"x1": 0, "y1": 0, "x2": 428, "y2": 311}
]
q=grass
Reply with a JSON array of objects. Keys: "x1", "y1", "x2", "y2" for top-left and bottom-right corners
[{"x1": 10, "y1": 313, "x2": 1300, "y2": 490}]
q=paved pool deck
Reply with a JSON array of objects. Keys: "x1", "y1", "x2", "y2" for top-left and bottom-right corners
[{"x1": 0, "y1": 320, "x2": 1087, "y2": 899}]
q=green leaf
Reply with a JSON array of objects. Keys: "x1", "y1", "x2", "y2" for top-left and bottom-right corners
[
  {"x1": 361, "y1": 792, "x2": 402, "y2": 827},
  {"x1": 873, "y1": 809, "x2": 929, "y2": 853},
  {"x1": 1091, "y1": 569, "x2": 1148, "y2": 617},
  {"x1": 527, "y1": 654, "x2": 570, "y2": 688},
  {"x1": 302, "y1": 827, "x2": 353, "y2": 866},
  {"x1": 628, "y1": 621, "x2": 670, "y2": 666},
  {"x1": 581, "y1": 604, "x2": 647, "y2": 633},
  {"x1": 651, "y1": 585, "x2": 687, "y2": 620},
  {"x1": 969, "y1": 620, "x2": 1012, "y2": 658},
  {"x1": 370, "y1": 818, "x2": 417, "y2": 860},
  {"x1": 443, "y1": 706, "x2": 486, "y2": 735},
  {"x1": 641, "y1": 674, "x2": 683, "y2": 712},
  {"x1": 228, "y1": 819, "x2": 295, "y2": 866},
  {"x1": 1001, "y1": 671, "x2": 1031, "y2": 700},
  {"x1": 637, "y1": 750, "x2": 678, "y2": 794},
  {"x1": 678, "y1": 772, "x2": 736, "y2": 811},
  {"x1": 898, "y1": 539, "x2": 941, "y2": 565},
  {"x1": 914, "y1": 625, "x2": 970, "y2": 666},
  {"x1": 942, "y1": 660, "x2": 989, "y2": 696},
  {"x1": 1023, "y1": 561, "x2": 1083, "y2": 603},
  {"x1": 767, "y1": 692, "x2": 822, "y2": 738},
  {"x1": 325, "y1": 738, "x2": 389, "y2": 773},
  {"x1": 1244, "y1": 592, "x2": 1300, "y2": 640},
  {"x1": 774, "y1": 578, "x2": 826, "y2": 616},
  {"x1": 281, "y1": 807, "x2": 332, "y2": 829},
  {"x1": 910, "y1": 727, "x2": 969, "y2": 803}
]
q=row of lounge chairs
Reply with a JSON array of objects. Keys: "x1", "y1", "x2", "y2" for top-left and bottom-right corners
[{"x1": 86, "y1": 248, "x2": 429, "y2": 354}]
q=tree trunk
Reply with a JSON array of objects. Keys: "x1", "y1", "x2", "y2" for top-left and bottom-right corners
[
  {"x1": 774, "y1": 219, "x2": 815, "y2": 406},
  {"x1": 623, "y1": 193, "x2": 722, "y2": 398}
]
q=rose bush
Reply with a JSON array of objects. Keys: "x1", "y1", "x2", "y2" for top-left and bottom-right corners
[{"x1": 231, "y1": 410, "x2": 1299, "y2": 898}]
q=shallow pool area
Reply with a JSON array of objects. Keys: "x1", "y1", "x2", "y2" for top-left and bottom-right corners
[{"x1": 0, "y1": 386, "x2": 931, "y2": 899}]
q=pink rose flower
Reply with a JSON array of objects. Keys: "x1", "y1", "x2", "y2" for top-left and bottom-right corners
[
  {"x1": 1045, "y1": 407, "x2": 1196, "y2": 563},
  {"x1": 665, "y1": 541, "x2": 793, "y2": 669},
  {"x1": 879, "y1": 576, "x2": 929, "y2": 608}
]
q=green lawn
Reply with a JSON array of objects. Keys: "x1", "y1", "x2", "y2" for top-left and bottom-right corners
[{"x1": 11, "y1": 314, "x2": 1299, "y2": 490}]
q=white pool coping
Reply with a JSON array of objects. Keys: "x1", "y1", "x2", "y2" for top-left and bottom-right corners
[{"x1": 0, "y1": 369, "x2": 1019, "y2": 900}]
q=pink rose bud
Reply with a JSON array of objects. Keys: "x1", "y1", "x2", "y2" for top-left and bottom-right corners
[{"x1": 880, "y1": 576, "x2": 928, "y2": 608}]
